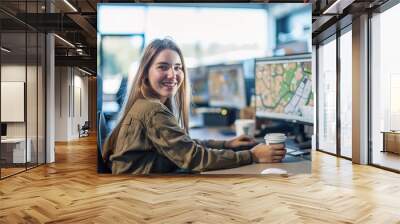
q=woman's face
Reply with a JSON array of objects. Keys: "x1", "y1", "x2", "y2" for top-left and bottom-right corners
[{"x1": 147, "y1": 49, "x2": 184, "y2": 103}]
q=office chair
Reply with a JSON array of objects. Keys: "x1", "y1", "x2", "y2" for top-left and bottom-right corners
[
  {"x1": 78, "y1": 121, "x2": 90, "y2": 138},
  {"x1": 97, "y1": 111, "x2": 112, "y2": 173},
  {"x1": 96, "y1": 110, "x2": 191, "y2": 174}
]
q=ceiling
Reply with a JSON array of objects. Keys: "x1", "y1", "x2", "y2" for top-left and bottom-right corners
[
  {"x1": 0, "y1": 0, "x2": 98, "y2": 74},
  {"x1": 311, "y1": 0, "x2": 390, "y2": 44},
  {"x1": 1, "y1": 0, "x2": 394, "y2": 74},
  {"x1": 0, "y1": 0, "x2": 312, "y2": 75}
]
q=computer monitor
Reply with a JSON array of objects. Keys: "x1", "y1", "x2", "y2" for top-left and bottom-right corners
[
  {"x1": 188, "y1": 67, "x2": 209, "y2": 106},
  {"x1": 1, "y1": 123, "x2": 7, "y2": 137},
  {"x1": 255, "y1": 54, "x2": 313, "y2": 124},
  {"x1": 207, "y1": 64, "x2": 246, "y2": 109}
]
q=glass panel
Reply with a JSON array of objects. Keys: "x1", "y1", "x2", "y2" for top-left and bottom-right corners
[
  {"x1": 38, "y1": 33, "x2": 45, "y2": 165},
  {"x1": 1, "y1": 13, "x2": 27, "y2": 177},
  {"x1": 0, "y1": 1, "x2": 46, "y2": 178},
  {"x1": 38, "y1": 0, "x2": 46, "y2": 165},
  {"x1": 339, "y1": 30, "x2": 352, "y2": 158},
  {"x1": 27, "y1": 30, "x2": 38, "y2": 169},
  {"x1": 101, "y1": 35, "x2": 144, "y2": 129},
  {"x1": 317, "y1": 38, "x2": 337, "y2": 154},
  {"x1": 371, "y1": 4, "x2": 400, "y2": 171},
  {"x1": 26, "y1": 0, "x2": 39, "y2": 170}
]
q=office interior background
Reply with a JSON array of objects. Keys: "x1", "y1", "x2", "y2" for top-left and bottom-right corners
[
  {"x1": 0, "y1": 0, "x2": 97, "y2": 179},
  {"x1": 0, "y1": 0, "x2": 399, "y2": 223},
  {"x1": 314, "y1": 0, "x2": 400, "y2": 172},
  {"x1": 97, "y1": 3, "x2": 313, "y2": 174}
]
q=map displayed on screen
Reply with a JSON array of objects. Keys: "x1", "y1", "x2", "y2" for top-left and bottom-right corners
[{"x1": 255, "y1": 58, "x2": 313, "y2": 123}]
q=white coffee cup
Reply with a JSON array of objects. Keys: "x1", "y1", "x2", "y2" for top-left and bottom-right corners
[
  {"x1": 264, "y1": 133, "x2": 287, "y2": 145},
  {"x1": 235, "y1": 119, "x2": 255, "y2": 137}
]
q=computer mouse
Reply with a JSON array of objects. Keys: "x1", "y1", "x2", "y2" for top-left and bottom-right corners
[{"x1": 261, "y1": 168, "x2": 288, "y2": 175}]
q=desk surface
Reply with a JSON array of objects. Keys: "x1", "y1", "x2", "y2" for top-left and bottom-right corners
[
  {"x1": 190, "y1": 127, "x2": 235, "y2": 141},
  {"x1": 1, "y1": 138, "x2": 27, "y2": 143},
  {"x1": 202, "y1": 156, "x2": 310, "y2": 175},
  {"x1": 190, "y1": 127, "x2": 311, "y2": 175},
  {"x1": 381, "y1": 131, "x2": 400, "y2": 134}
]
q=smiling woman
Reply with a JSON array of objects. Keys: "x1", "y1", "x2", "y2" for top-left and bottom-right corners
[{"x1": 101, "y1": 38, "x2": 286, "y2": 175}]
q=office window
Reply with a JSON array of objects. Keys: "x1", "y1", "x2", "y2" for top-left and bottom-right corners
[
  {"x1": 317, "y1": 37, "x2": 337, "y2": 154},
  {"x1": 339, "y1": 29, "x2": 352, "y2": 158},
  {"x1": 100, "y1": 35, "x2": 144, "y2": 128},
  {"x1": 98, "y1": 5, "x2": 268, "y2": 67},
  {"x1": 371, "y1": 3, "x2": 400, "y2": 171}
]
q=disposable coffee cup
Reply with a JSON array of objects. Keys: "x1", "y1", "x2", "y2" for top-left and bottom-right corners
[
  {"x1": 235, "y1": 119, "x2": 255, "y2": 137},
  {"x1": 264, "y1": 133, "x2": 287, "y2": 145}
]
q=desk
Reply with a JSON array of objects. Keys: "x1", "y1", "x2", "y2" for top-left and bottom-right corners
[
  {"x1": 1, "y1": 138, "x2": 31, "y2": 163},
  {"x1": 190, "y1": 127, "x2": 311, "y2": 175},
  {"x1": 382, "y1": 131, "x2": 400, "y2": 154},
  {"x1": 190, "y1": 127, "x2": 235, "y2": 141},
  {"x1": 202, "y1": 156, "x2": 311, "y2": 175}
]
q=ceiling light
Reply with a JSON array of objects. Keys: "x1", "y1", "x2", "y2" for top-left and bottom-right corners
[
  {"x1": 54, "y1": 34, "x2": 75, "y2": 48},
  {"x1": 1, "y1": 47, "x2": 11, "y2": 53},
  {"x1": 63, "y1": 0, "x2": 78, "y2": 12},
  {"x1": 323, "y1": 0, "x2": 354, "y2": 15},
  {"x1": 78, "y1": 67, "x2": 93, "y2": 76}
]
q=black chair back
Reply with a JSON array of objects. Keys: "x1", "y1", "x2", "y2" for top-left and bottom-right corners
[
  {"x1": 97, "y1": 111, "x2": 112, "y2": 173},
  {"x1": 82, "y1": 121, "x2": 90, "y2": 130}
]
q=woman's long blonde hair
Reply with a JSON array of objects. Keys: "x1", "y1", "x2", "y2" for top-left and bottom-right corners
[{"x1": 102, "y1": 38, "x2": 190, "y2": 162}]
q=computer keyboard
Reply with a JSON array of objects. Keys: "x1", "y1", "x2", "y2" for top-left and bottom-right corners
[
  {"x1": 282, "y1": 154, "x2": 304, "y2": 163},
  {"x1": 219, "y1": 129, "x2": 236, "y2": 136}
]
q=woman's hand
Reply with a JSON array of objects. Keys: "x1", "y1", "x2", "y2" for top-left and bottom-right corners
[
  {"x1": 250, "y1": 143, "x2": 286, "y2": 163},
  {"x1": 224, "y1": 135, "x2": 257, "y2": 149}
]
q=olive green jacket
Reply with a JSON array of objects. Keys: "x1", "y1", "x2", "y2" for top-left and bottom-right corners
[{"x1": 105, "y1": 98, "x2": 253, "y2": 174}]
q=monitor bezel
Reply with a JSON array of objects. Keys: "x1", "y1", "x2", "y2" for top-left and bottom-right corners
[{"x1": 1, "y1": 123, "x2": 7, "y2": 137}]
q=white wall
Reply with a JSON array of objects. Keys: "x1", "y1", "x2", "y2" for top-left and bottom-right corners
[
  {"x1": 55, "y1": 67, "x2": 89, "y2": 141},
  {"x1": 1, "y1": 64, "x2": 46, "y2": 164},
  {"x1": 55, "y1": 66, "x2": 69, "y2": 141}
]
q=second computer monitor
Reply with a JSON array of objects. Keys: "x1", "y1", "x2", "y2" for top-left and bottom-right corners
[
  {"x1": 1, "y1": 123, "x2": 7, "y2": 137},
  {"x1": 255, "y1": 54, "x2": 313, "y2": 124},
  {"x1": 188, "y1": 67, "x2": 209, "y2": 106},
  {"x1": 207, "y1": 64, "x2": 246, "y2": 109}
]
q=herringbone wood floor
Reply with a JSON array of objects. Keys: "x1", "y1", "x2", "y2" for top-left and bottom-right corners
[{"x1": 1, "y1": 135, "x2": 400, "y2": 223}]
